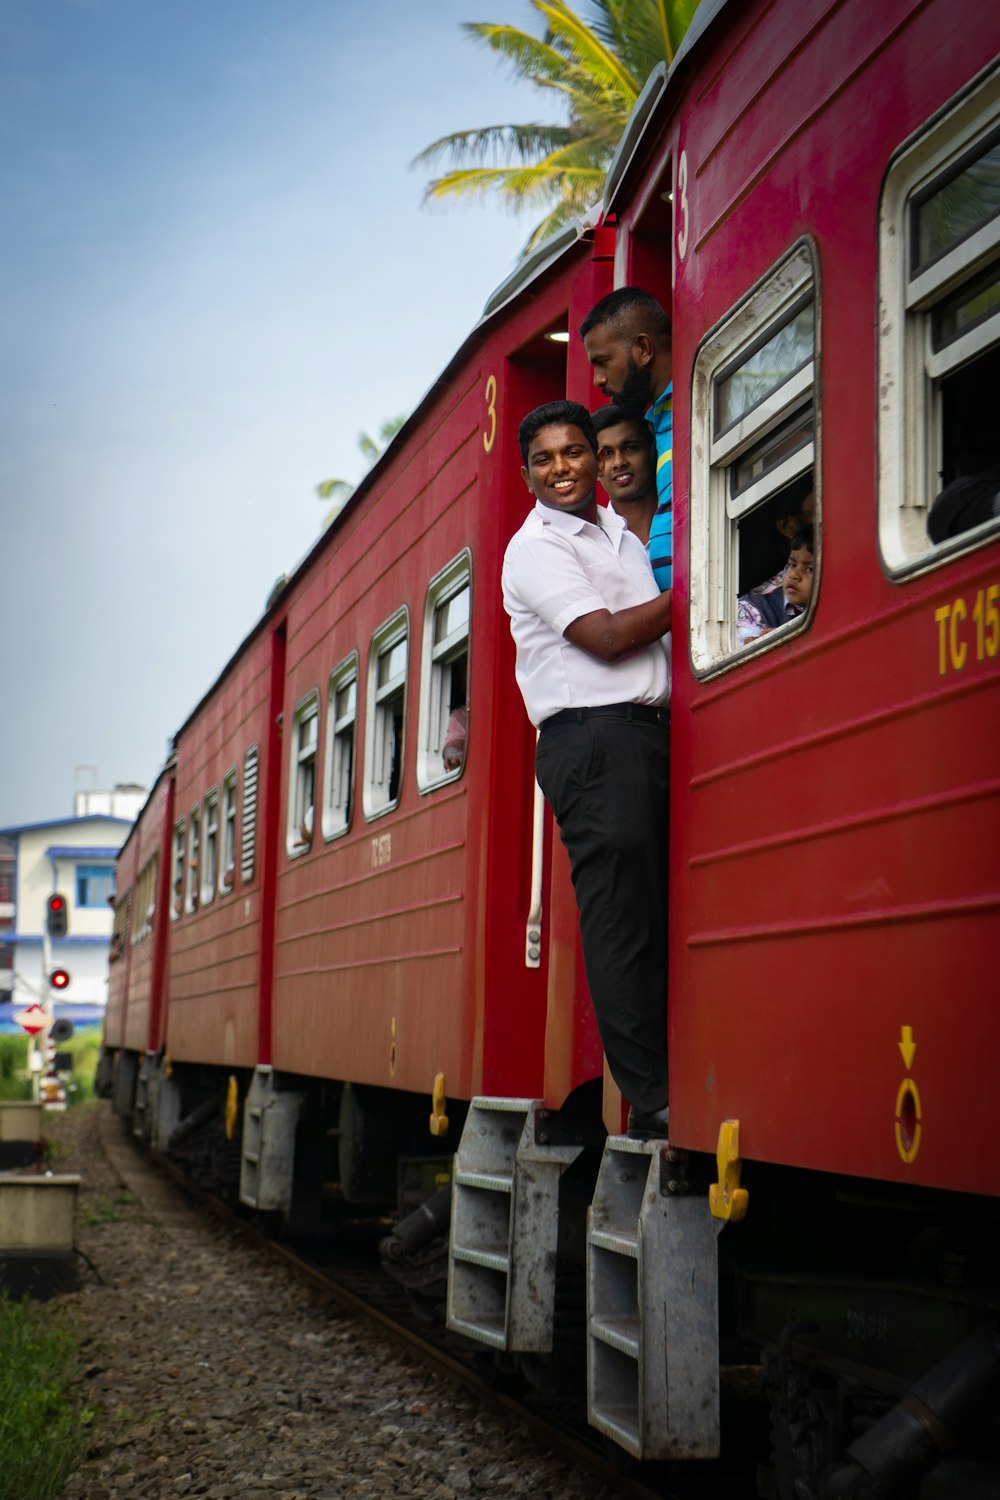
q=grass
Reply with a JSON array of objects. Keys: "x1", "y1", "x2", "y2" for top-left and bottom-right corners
[
  {"x1": 79, "y1": 1190, "x2": 145, "y2": 1227},
  {"x1": 0, "y1": 1031, "x2": 102, "y2": 1104},
  {"x1": 0, "y1": 1295, "x2": 92, "y2": 1500}
]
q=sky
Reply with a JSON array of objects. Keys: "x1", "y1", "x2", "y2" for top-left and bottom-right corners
[{"x1": 0, "y1": 0, "x2": 557, "y2": 829}]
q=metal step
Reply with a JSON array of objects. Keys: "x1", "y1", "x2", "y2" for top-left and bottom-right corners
[
  {"x1": 446, "y1": 1096, "x2": 583, "y2": 1353},
  {"x1": 587, "y1": 1134, "x2": 723, "y2": 1461},
  {"x1": 133, "y1": 1054, "x2": 152, "y2": 1141},
  {"x1": 239, "y1": 1067, "x2": 305, "y2": 1212}
]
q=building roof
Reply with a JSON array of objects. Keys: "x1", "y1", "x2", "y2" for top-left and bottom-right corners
[
  {"x1": 0, "y1": 814, "x2": 133, "y2": 837},
  {"x1": 44, "y1": 845, "x2": 120, "y2": 860}
]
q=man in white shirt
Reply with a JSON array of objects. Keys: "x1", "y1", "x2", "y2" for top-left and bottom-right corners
[{"x1": 501, "y1": 400, "x2": 671, "y2": 1139}]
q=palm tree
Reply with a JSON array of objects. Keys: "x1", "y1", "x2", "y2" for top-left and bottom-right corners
[
  {"x1": 316, "y1": 416, "x2": 407, "y2": 526},
  {"x1": 413, "y1": 0, "x2": 700, "y2": 255}
]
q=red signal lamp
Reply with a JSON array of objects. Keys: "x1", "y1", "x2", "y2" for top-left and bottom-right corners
[{"x1": 49, "y1": 969, "x2": 71, "y2": 991}]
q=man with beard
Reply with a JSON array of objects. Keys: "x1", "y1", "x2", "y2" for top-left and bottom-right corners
[
  {"x1": 502, "y1": 400, "x2": 671, "y2": 1139},
  {"x1": 581, "y1": 288, "x2": 673, "y2": 591}
]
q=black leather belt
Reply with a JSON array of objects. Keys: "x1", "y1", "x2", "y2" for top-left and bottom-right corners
[{"x1": 540, "y1": 702, "x2": 669, "y2": 731}]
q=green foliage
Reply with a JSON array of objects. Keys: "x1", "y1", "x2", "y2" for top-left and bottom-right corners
[
  {"x1": 79, "y1": 1191, "x2": 144, "y2": 1227},
  {"x1": 0, "y1": 1035, "x2": 32, "y2": 1101},
  {"x1": 0, "y1": 1031, "x2": 102, "y2": 1104},
  {"x1": 0, "y1": 1295, "x2": 89, "y2": 1500},
  {"x1": 316, "y1": 415, "x2": 407, "y2": 527},
  {"x1": 414, "y1": 0, "x2": 701, "y2": 253}
]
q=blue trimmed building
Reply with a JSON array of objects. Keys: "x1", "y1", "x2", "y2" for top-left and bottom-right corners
[{"x1": 0, "y1": 785, "x2": 144, "y2": 1028}]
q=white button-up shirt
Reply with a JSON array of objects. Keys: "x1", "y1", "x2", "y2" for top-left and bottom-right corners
[{"x1": 502, "y1": 500, "x2": 671, "y2": 728}]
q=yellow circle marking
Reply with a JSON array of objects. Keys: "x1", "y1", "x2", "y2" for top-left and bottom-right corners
[{"x1": 894, "y1": 1077, "x2": 922, "y2": 1164}]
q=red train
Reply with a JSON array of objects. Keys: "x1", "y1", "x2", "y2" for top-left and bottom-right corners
[{"x1": 101, "y1": 0, "x2": 1000, "y2": 1492}]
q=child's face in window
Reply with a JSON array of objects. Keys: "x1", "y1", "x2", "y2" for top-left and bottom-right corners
[{"x1": 783, "y1": 545, "x2": 814, "y2": 608}]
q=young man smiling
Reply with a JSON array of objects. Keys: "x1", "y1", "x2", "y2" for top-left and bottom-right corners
[
  {"x1": 501, "y1": 400, "x2": 671, "y2": 1139},
  {"x1": 593, "y1": 404, "x2": 658, "y2": 546}
]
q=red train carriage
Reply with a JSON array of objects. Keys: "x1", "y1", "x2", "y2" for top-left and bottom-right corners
[
  {"x1": 101, "y1": 769, "x2": 172, "y2": 1117},
  {"x1": 101, "y1": 225, "x2": 615, "y2": 1201},
  {"x1": 100, "y1": 0, "x2": 1000, "y2": 1489}
]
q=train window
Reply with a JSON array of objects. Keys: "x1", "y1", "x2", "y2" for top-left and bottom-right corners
[
  {"x1": 323, "y1": 654, "x2": 358, "y2": 840},
  {"x1": 364, "y1": 610, "x2": 408, "y2": 819},
  {"x1": 201, "y1": 789, "x2": 219, "y2": 903},
  {"x1": 110, "y1": 890, "x2": 129, "y2": 961},
  {"x1": 879, "y1": 65, "x2": 1000, "y2": 570},
  {"x1": 690, "y1": 242, "x2": 817, "y2": 671},
  {"x1": 185, "y1": 807, "x2": 200, "y2": 914},
  {"x1": 171, "y1": 818, "x2": 185, "y2": 920},
  {"x1": 288, "y1": 694, "x2": 319, "y2": 856},
  {"x1": 220, "y1": 769, "x2": 237, "y2": 894},
  {"x1": 132, "y1": 854, "x2": 157, "y2": 942},
  {"x1": 417, "y1": 553, "x2": 471, "y2": 791},
  {"x1": 241, "y1": 744, "x2": 259, "y2": 884}
]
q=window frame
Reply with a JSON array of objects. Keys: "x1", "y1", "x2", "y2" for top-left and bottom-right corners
[
  {"x1": 287, "y1": 692, "x2": 320, "y2": 858},
  {"x1": 363, "y1": 608, "x2": 409, "y2": 821},
  {"x1": 690, "y1": 239, "x2": 819, "y2": 674},
  {"x1": 417, "y1": 552, "x2": 471, "y2": 792},
  {"x1": 220, "y1": 767, "x2": 238, "y2": 895},
  {"x1": 323, "y1": 652, "x2": 359, "y2": 841},
  {"x1": 185, "y1": 807, "x2": 201, "y2": 914},
  {"x1": 201, "y1": 788, "x2": 219, "y2": 905},
  {"x1": 241, "y1": 744, "x2": 259, "y2": 885},
  {"x1": 878, "y1": 62, "x2": 1000, "y2": 574},
  {"x1": 75, "y1": 862, "x2": 115, "y2": 909},
  {"x1": 171, "y1": 818, "x2": 186, "y2": 920}
]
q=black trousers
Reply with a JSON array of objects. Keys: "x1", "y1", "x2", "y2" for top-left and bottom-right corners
[{"x1": 535, "y1": 713, "x2": 669, "y2": 1114}]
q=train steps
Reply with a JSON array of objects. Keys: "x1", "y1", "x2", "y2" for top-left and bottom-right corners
[
  {"x1": 240, "y1": 1067, "x2": 304, "y2": 1214},
  {"x1": 587, "y1": 1133, "x2": 723, "y2": 1461},
  {"x1": 446, "y1": 1097, "x2": 583, "y2": 1353}
]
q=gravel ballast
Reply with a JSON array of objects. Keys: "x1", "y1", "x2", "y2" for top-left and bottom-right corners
[{"x1": 46, "y1": 1102, "x2": 624, "y2": 1500}]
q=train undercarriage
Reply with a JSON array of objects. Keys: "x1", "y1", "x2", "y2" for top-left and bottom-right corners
[{"x1": 98, "y1": 1047, "x2": 1000, "y2": 1499}]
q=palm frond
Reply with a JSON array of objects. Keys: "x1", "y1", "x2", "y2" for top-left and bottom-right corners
[
  {"x1": 535, "y1": 1, "x2": 641, "y2": 100},
  {"x1": 411, "y1": 123, "x2": 573, "y2": 171},
  {"x1": 414, "y1": 0, "x2": 703, "y2": 256},
  {"x1": 463, "y1": 22, "x2": 576, "y2": 86}
]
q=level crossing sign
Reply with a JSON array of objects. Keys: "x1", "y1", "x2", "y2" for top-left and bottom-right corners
[{"x1": 12, "y1": 1005, "x2": 48, "y2": 1036}]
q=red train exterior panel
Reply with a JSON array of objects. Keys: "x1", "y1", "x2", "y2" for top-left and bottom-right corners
[{"x1": 604, "y1": 0, "x2": 1000, "y2": 1196}]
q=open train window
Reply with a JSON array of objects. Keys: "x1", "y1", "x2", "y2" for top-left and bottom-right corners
[
  {"x1": 201, "y1": 789, "x2": 219, "y2": 904},
  {"x1": 323, "y1": 653, "x2": 358, "y2": 840},
  {"x1": 288, "y1": 693, "x2": 319, "y2": 857},
  {"x1": 111, "y1": 889, "x2": 130, "y2": 960},
  {"x1": 171, "y1": 818, "x2": 185, "y2": 920},
  {"x1": 220, "y1": 769, "x2": 237, "y2": 894},
  {"x1": 364, "y1": 610, "x2": 408, "y2": 819},
  {"x1": 417, "y1": 552, "x2": 470, "y2": 791},
  {"x1": 879, "y1": 64, "x2": 1000, "y2": 571},
  {"x1": 690, "y1": 242, "x2": 818, "y2": 672},
  {"x1": 241, "y1": 744, "x2": 259, "y2": 884},
  {"x1": 185, "y1": 806, "x2": 200, "y2": 914},
  {"x1": 133, "y1": 853, "x2": 157, "y2": 942}
]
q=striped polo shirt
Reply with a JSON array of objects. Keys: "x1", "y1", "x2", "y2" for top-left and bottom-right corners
[{"x1": 646, "y1": 382, "x2": 673, "y2": 591}]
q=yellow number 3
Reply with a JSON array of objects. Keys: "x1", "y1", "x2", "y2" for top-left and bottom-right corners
[{"x1": 483, "y1": 373, "x2": 497, "y2": 453}]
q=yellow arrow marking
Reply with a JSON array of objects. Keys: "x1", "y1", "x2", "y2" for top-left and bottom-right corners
[{"x1": 898, "y1": 1024, "x2": 916, "y2": 1070}]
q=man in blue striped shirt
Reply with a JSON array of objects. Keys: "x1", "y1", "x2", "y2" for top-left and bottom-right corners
[{"x1": 581, "y1": 288, "x2": 674, "y2": 592}]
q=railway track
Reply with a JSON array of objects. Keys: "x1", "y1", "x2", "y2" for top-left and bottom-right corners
[{"x1": 147, "y1": 1147, "x2": 761, "y2": 1500}]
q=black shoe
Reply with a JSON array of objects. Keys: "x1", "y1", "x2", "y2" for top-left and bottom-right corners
[{"x1": 626, "y1": 1105, "x2": 669, "y2": 1141}]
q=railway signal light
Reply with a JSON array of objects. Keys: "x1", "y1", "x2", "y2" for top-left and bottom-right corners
[
  {"x1": 46, "y1": 893, "x2": 69, "y2": 939},
  {"x1": 49, "y1": 968, "x2": 70, "y2": 991}
]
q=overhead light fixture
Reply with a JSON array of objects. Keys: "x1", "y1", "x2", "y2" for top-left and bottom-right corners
[
  {"x1": 544, "y1": 330, "x2": 570, "y2": 343},
  {"x1": 661, "y1": 190, "x2": 674, "y2": 203}
]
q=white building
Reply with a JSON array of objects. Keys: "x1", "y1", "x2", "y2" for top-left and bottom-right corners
[{"x1": 0, "y1": 784, "x2": 145, "y2": 1020}]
